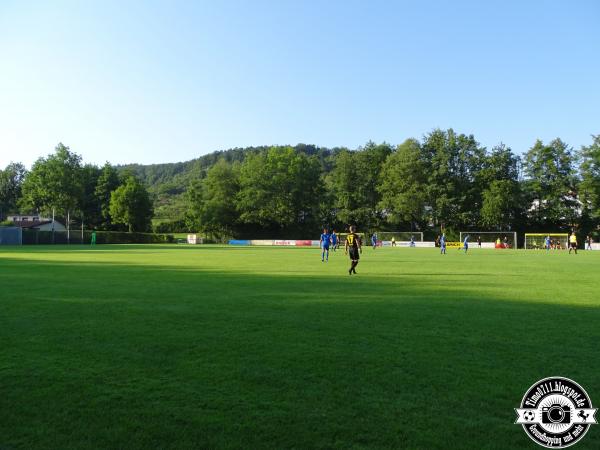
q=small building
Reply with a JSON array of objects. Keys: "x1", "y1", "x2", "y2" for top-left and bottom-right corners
[
  {"x1": 6, "y1": 215, "x2": 67, "y2": 231},
  {"x1": 6, "y1": 214, "x2": 47, "y2": 222},
  {"x1": 29, "y1": 221, "x2": 67, "y2": 232}
]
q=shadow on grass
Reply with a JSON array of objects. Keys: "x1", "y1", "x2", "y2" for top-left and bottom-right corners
[
  {"x1": 2, "y1": 244, "x2": 299, "y2": 252},
  {"x1": 1, "y1": 258, "x2": 600, "y2": 449}
]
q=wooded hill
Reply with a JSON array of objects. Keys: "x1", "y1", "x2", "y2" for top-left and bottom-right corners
[{"x1": 118, "y1": 144, "x2": 339, "y2": 222}]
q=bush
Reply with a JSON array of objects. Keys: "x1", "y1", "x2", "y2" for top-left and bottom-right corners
[
  {"x1": 90, "y1": 231, "x2": 175, "y2": 244},
  {"x1": 153, "y1": 219, "x2": 188, "y2": 233},
  {"x1": 22, "y1": 230, "x2": 175, "y2": 245}
]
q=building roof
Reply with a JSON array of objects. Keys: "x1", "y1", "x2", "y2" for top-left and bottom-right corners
[{"x1": 12, "y1": 220, "x2": 54, "y2": 229}]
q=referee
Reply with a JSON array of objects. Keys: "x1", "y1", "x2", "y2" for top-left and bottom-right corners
[{"x1": 569, "y1": 232, "x2": 578, "y2": 254}]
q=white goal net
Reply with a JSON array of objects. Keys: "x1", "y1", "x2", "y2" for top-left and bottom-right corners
[
  {"x1": 524, "y1": 233, "x2": 568, "y2": 250},
  {"x1": 376, "y1": 231, "x2": 424, "y2": 246}
]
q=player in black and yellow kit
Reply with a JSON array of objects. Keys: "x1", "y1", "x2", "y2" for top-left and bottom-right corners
[{"x1": 345, "y1": 225, "x2": 362, "y2": 275}]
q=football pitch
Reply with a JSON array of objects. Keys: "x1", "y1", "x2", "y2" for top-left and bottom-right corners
[{"x1": 1, "y1": 245, "x2": 599, "y2": 449}]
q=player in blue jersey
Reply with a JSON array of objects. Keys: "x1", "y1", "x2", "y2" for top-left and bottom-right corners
[
  {"x1": 320, "y1": 228, "x2": 332, "y2": 262},
  {"x1": 461, "y1": 234, "x2": 470, "y2": 253},
  {"x1": 545, "y1": 235, "x2": 551, "y2": 251},
  {"x1": 331, "y1": 230, "x2": 338, "y2": 252},
  {"x1": 371, "y1": 232, "x2": 378, "y2": 249},
  {"x1": 440, "y1": 233, "x2": 446, "y2": 254}
]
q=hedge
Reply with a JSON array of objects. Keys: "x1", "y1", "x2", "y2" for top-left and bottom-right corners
[{"x1": 22, "y1": 229, "x2": 175, "y2": 245}]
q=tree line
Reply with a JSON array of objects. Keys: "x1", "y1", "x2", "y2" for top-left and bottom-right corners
[
  {"x1": 186, "y1": 129, "x2": 600, "y2": 240},
  {"x1": 0, "y1": 144, "x2": 153, "y2": 232},
  {"x1": 1, "y1": 130, "x2": 599, "y2": 240}
]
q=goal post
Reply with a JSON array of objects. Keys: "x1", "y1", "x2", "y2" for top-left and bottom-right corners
[
  {"x1": 524, "y1": 233, "x2": 568, "y2": 250},
  {"x1": 459, "y1": 231, "x2": 517, "y2": 249},
  {"x1": 376, "y1": 231, "x2": 424, "y2": 243}
]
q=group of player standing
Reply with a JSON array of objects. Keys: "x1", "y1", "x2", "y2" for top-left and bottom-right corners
[
  {"x1": 437, "y1": 231, "x2": 591, "y2": 254},
  {"x1": 543, "y1": 232, "x2": 591, "y2": 254},
  {"x1": 320, "y1": 226, "x2": 363, "y2": 275},
  {"x1": 531, "y1": 233, "x2": 593, "y2": 253},
  {"x1": 541, "y1": 235, "x2": 567, "y2": 251},
  {"x1": 320, "y1": 228, "x2": 593, "y2": 274},
  {"x1": 367, "y1": 233, "x2": 417, "y2": 249},
  {"x1": 319, "y1": 228, "x2": 339, "y2": 262},
  {"x1": 437, "y1": 233, "x2": 471, "y2": 254}
]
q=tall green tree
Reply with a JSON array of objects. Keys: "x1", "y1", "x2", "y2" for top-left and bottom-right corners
[
  {"x1": 478, "y1": 143, "x2": 520, "y2": 184},
  {"x1": 187, "y1": 159, "x2": 240, "y2": 237},
  {"x1": 237, "y1": 147, "x2": 323, "y2": 233},
  {"x1": 480, "y1": 180, "x2": 521, "y2": 229},
  {"x1": 80, "y1": 164, "x2": 102, "y2": 227},
  {"x1": 578, "y1": 134, "x2": 600, "y2": 231},
  {"x1": 0, "y1": 162, "x2": 27, "y2": 218},
  {"x1": 109, "y1": 176, "x2": 153, "y2": 232},
  {"x1": 327, "y1": 150, "x2": 361, "y2": 226},
  {"x1": 95, "y1": 163, "x2": 122, "y2": 229},
  {"x1": 329, "y1": 141, "x2": 392, "y2": 230},
  {"x1": 378, "y1": 139, "x2": 428, "y2": 228},
  {"x1": 522, "y1": 138, "x2": 577, "y2": 229},
  {"x1": 478, "y1": 144, "x2": 523, "y2": 230},
  {"x1": 20, "y1": 143, "x2": 84, "y2": 221},
  {"x1": 420, "y1": 129, "x2": 486, "y2": 229}
]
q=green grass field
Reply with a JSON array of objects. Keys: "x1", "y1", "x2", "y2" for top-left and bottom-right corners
[{"x1": 1, "y1": 245, "x2": 599, "y2": 449}]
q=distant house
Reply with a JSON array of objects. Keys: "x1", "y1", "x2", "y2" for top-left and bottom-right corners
[
  {"x1": 7, "y1": 214, "x2": 46, "y2": 222},
  {"x1": 6, "y1": 215, "x2": 67, "y2": 232}
]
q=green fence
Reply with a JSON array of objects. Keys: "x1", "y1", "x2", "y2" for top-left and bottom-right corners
[{"x1": 22, "y1": 229, "x2": 176, "y2": 245}]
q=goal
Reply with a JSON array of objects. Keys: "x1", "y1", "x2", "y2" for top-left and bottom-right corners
[
  {"x1": 336, "y1": 232, "x2": 367, "y2": 247},
  {"x1": 459, "y1": 231, "x2": 517, "y2": 249},
  {"x1": 376, "y1": 231, "x2": 424, "y2": 243},
  {"x1": 524, "y1": 233, "x2": 568, "y2": 250}
]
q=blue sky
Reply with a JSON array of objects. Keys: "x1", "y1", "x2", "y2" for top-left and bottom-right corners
[{"x1": 1, "y1": 0, "x2": 599, "y2": 168}]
